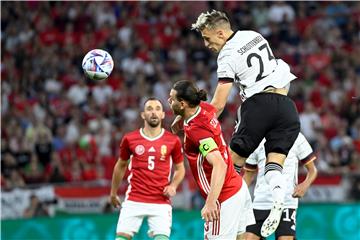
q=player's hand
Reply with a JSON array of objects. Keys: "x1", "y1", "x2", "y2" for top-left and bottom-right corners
[
  {"x1": 171, "y1": 115, "x2": 183, "y2": 134},
  {"x1": 292, "y1": 182, "x2": 309, "y2": 198},
  {"x1": 201, "y1": 200, "x2": 219, "y2": 222},
  {"x1": 110, "y1": 194, "x2": 121, "y2": 208},
  {"x1": 163, "y1": 185, "x2": 177, "y2": 197}
]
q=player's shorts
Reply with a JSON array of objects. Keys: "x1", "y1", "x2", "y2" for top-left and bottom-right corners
[
  {"x1": 116, "y1": 200, "x2": 172, "y2": 237},
  {"x1": 230, "y1": 92, "x2": 300, "y2": 158},
  {"x1": 246, "y1": 208, "x2": 297, "y2": 239},
  {"x1": 204, "y1": 182, "x2": 255, "y2": 240}
]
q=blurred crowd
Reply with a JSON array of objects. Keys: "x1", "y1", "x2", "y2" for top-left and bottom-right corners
[{"x1": 1, "y1": 1, "x2": 360, "y2": 190}]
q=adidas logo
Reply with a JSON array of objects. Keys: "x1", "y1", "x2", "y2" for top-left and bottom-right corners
[{"x1": 148, "y1": 147, "x2": 156, "y2": 152}]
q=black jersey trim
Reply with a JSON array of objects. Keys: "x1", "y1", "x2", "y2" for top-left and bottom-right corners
[
  {"x1": 226, "y1": 31, "x2": 237, "y2": 42},
  {"x1": 218, "y1": 77, "x2": 234, "y2": 83}
]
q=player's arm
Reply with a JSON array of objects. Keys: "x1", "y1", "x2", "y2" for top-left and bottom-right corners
[
  {"x1": 206, "y1": 150, "x2": 227, "y2": 203},
  {"x1": 293, "y1": 156, "x2": 318, "y2": 198},
  {"x1": 163, "y1": 162, "x2": 185, "y2": 197},
  {"x1": 211, "y1": 81, "x2": 233, "y2": 117},
  {"x1": 199, "y1": 137, "x2": 227, "y2": 222},
  {"x1": 109, "y1": 158, "x2": 128, "y2": 208}
]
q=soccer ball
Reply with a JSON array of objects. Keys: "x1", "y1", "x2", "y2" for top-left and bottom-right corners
[{"x1": 82, "y1": 49, "x2": 114, "y2": 81}]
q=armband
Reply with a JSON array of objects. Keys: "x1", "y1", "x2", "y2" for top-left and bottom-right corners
[{"x1": 199, "y1": 138, "x2": 218, "y2": 157}]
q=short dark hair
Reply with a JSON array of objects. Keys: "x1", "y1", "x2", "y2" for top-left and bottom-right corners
[
  {"x1": 173, "y1": 80, "x2": 207, "y2": 108},
  {"x1": 143, "y1": 97, "x2": 163, "y2": 106}
]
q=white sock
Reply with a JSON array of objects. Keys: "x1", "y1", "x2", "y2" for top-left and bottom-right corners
[{"x1": 264, "y1": 162, "x2": 285, "y2": 204}]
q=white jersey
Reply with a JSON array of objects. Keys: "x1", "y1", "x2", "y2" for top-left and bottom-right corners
[
  {"x1": 245, "y1": 133, "x2": 315, "y2": 209},
  {"x1": 217, "y1": 30, "x2": 297, "y2": 101}
]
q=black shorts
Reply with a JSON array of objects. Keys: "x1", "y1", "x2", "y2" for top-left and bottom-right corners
[
  {"x1": 246, "y1": 208, "x2": 297, "y2": 239},
  {"x1": 230, "y1": 92, "x2": 300, "y2": 158}
]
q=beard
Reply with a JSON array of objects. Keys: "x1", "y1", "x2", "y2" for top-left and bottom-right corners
[
  {"x1": 171, "y1": 104, "x2": 185, "y2": 116},
  {"x1": 147, "y1": 117, "x2": 160, "y2": 128}
]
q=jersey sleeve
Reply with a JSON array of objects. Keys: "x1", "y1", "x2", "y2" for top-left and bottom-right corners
[
  {"x1": 188, "y1": 126, "x2": 219, "y2": 158},
  {"x1": 296, "y1": 134, "x2": 316, "y2": 165},
  {"x1": 217, "y1": 53, "x2": 235, "y2": 82},
  {"x1": 200, "y1": 101, "x2": 217, "y2": 115},
  {"x1": 172, "y1": 136, "x2": 184, "y2": 164},
  {"x1": 119, "y1": 135, "x2": 131, "y2": 161}
]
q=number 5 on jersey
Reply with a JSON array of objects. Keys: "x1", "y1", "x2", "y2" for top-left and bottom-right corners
[{"x1": 148, "y1": 156, "x2": 155, "y2": 170}]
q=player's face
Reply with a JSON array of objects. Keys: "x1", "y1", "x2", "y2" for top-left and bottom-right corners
[
  {"x1": 168, "y1": 89, "x2": 185, "y2": 116},
  {"x1": 201, "y1": 28, "x2": 226, "y2": 53},
  {"x1": 141, "y1": 100, "x2": 165, "y2": 128}
]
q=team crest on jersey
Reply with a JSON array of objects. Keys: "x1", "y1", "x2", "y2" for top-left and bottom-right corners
[
  {"x1": 160, "y1": 145, "x2": 167, "y2": 161},
  {"x1": 135, "y1": 145, "x2": 145, "y2": 155}
]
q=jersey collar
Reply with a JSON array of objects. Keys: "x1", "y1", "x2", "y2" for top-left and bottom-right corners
[
  {"x1": 140, "y1": 128, "x2": 164, "y2": 141},
  {"x1": 184, "y1": 106, "x2": 201, "y2": 126}
]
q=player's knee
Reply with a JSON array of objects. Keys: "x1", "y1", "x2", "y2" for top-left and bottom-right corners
[
  {"x1": 153, "y1": 234, "x2": 169, "y2": 240},
  {"x1": 230, "y1": 137, "x2": 259, "y2": 158},
  {"x1": 116, "y1": 233, "x2": 132, "y2": 240}
]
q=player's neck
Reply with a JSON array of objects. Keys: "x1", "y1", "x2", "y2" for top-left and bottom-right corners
[
  {"x1": 142, "y1": 126, "x2": 162, "y2": 138},
  {"x1": 184, "y1": 106, "x2": 200, "y2": 122},
  {"x1": 224, "y1": 30, "x2": 234, "y2": 41}
]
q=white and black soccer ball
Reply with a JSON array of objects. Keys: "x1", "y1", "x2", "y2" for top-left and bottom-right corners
[{"x1": 82, "y1": 49, "x2": 114, "y2": 81}]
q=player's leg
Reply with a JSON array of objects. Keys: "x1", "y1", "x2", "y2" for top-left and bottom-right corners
[
  {"x1": 261, "y1": 94, "x2": 300, "y2": 237},
  {"x1": 277, "y1": 236, "x2": 294, "y2": 240},
  {"x1": 274, "y1": 208, "x2": 296, "y2": 240},
  {"x1": 229, "y1": 95, "x2": 270, "y2": 170},
  {"x1": 116, "y1": 201, "x2": 145, "y2": 240},
  {"x1": 236, "y1": 182, "x2": 256, "y2": 239},
  {"x1": 204, "y1": 184, "x2": 254, "y2": 240},
  {"x1": 245, "y1": 209, "x2": 269, "y2": 240},
  {"x1": 147, "y1": 203, "x2": 172, "y2": 240},
  {"x1": 116, "y1": 233, "x2": 132, "y2": 240}
]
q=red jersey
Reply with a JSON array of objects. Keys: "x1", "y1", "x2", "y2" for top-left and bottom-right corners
[
  {"x1": 183, "y1": 102, "x2": 242, "y2": 203},
  {"x1": 119, "y1": 128, "x2": 183, "y2": 204}
]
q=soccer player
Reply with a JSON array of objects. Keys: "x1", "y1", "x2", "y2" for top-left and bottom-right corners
[
  {"x1": 189, "y1": 10, "x2": 301, "y2": 236},
  {"x1": 168, "y1": 80, "x2": 255, "y2": 240},
  {"x1": 109, "y1": 97, "x2": 185, "y2": 240},
  {"x1": 243, "y1": 133, "x2": 318, "y2": 239}
]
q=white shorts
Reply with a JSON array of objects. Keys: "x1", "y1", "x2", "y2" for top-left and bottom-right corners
[
  {"x1": 204, "y1": 182, "x2": 255, "y2": 240},
  {"x1": 116, "y1": 200, "x2": 172, "y2": 237}
]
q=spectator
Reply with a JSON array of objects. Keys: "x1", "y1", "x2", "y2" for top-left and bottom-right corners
[
  {"x1": 0, "y1": 2, "x2": 359, "y2": 192},
  {"x1": 23, "y1": 195, "x2": 49, "y2": 218},
  {"x1": 22, "y1": 154, "x2": 45, "y2": 184}
]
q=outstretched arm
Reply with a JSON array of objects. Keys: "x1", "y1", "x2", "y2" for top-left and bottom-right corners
[{"x1": 210, "y1": 82, "x2": 233, "y2": 117}]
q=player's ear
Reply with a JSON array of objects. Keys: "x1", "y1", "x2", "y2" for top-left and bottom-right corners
[
  {"x1": 160, "y1": 111, "x2": 165, "y2": 120},
  {"x1": 216, "y1": 29, "x2": 224, "y2": 39},
  {"x1": 140, "y1": 112, "x2": 145, "y2": 120}
]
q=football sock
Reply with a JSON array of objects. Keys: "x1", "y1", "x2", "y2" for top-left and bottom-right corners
[
  {"x1": 234, "y1": 164, "x2": 242, "y2": 174},
  {"x1": 153, "y1": 234, "x2": 169, "y2": 240},
  {"x1": 264, "y1": 162, "x2": 285, "y2": 204}
]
